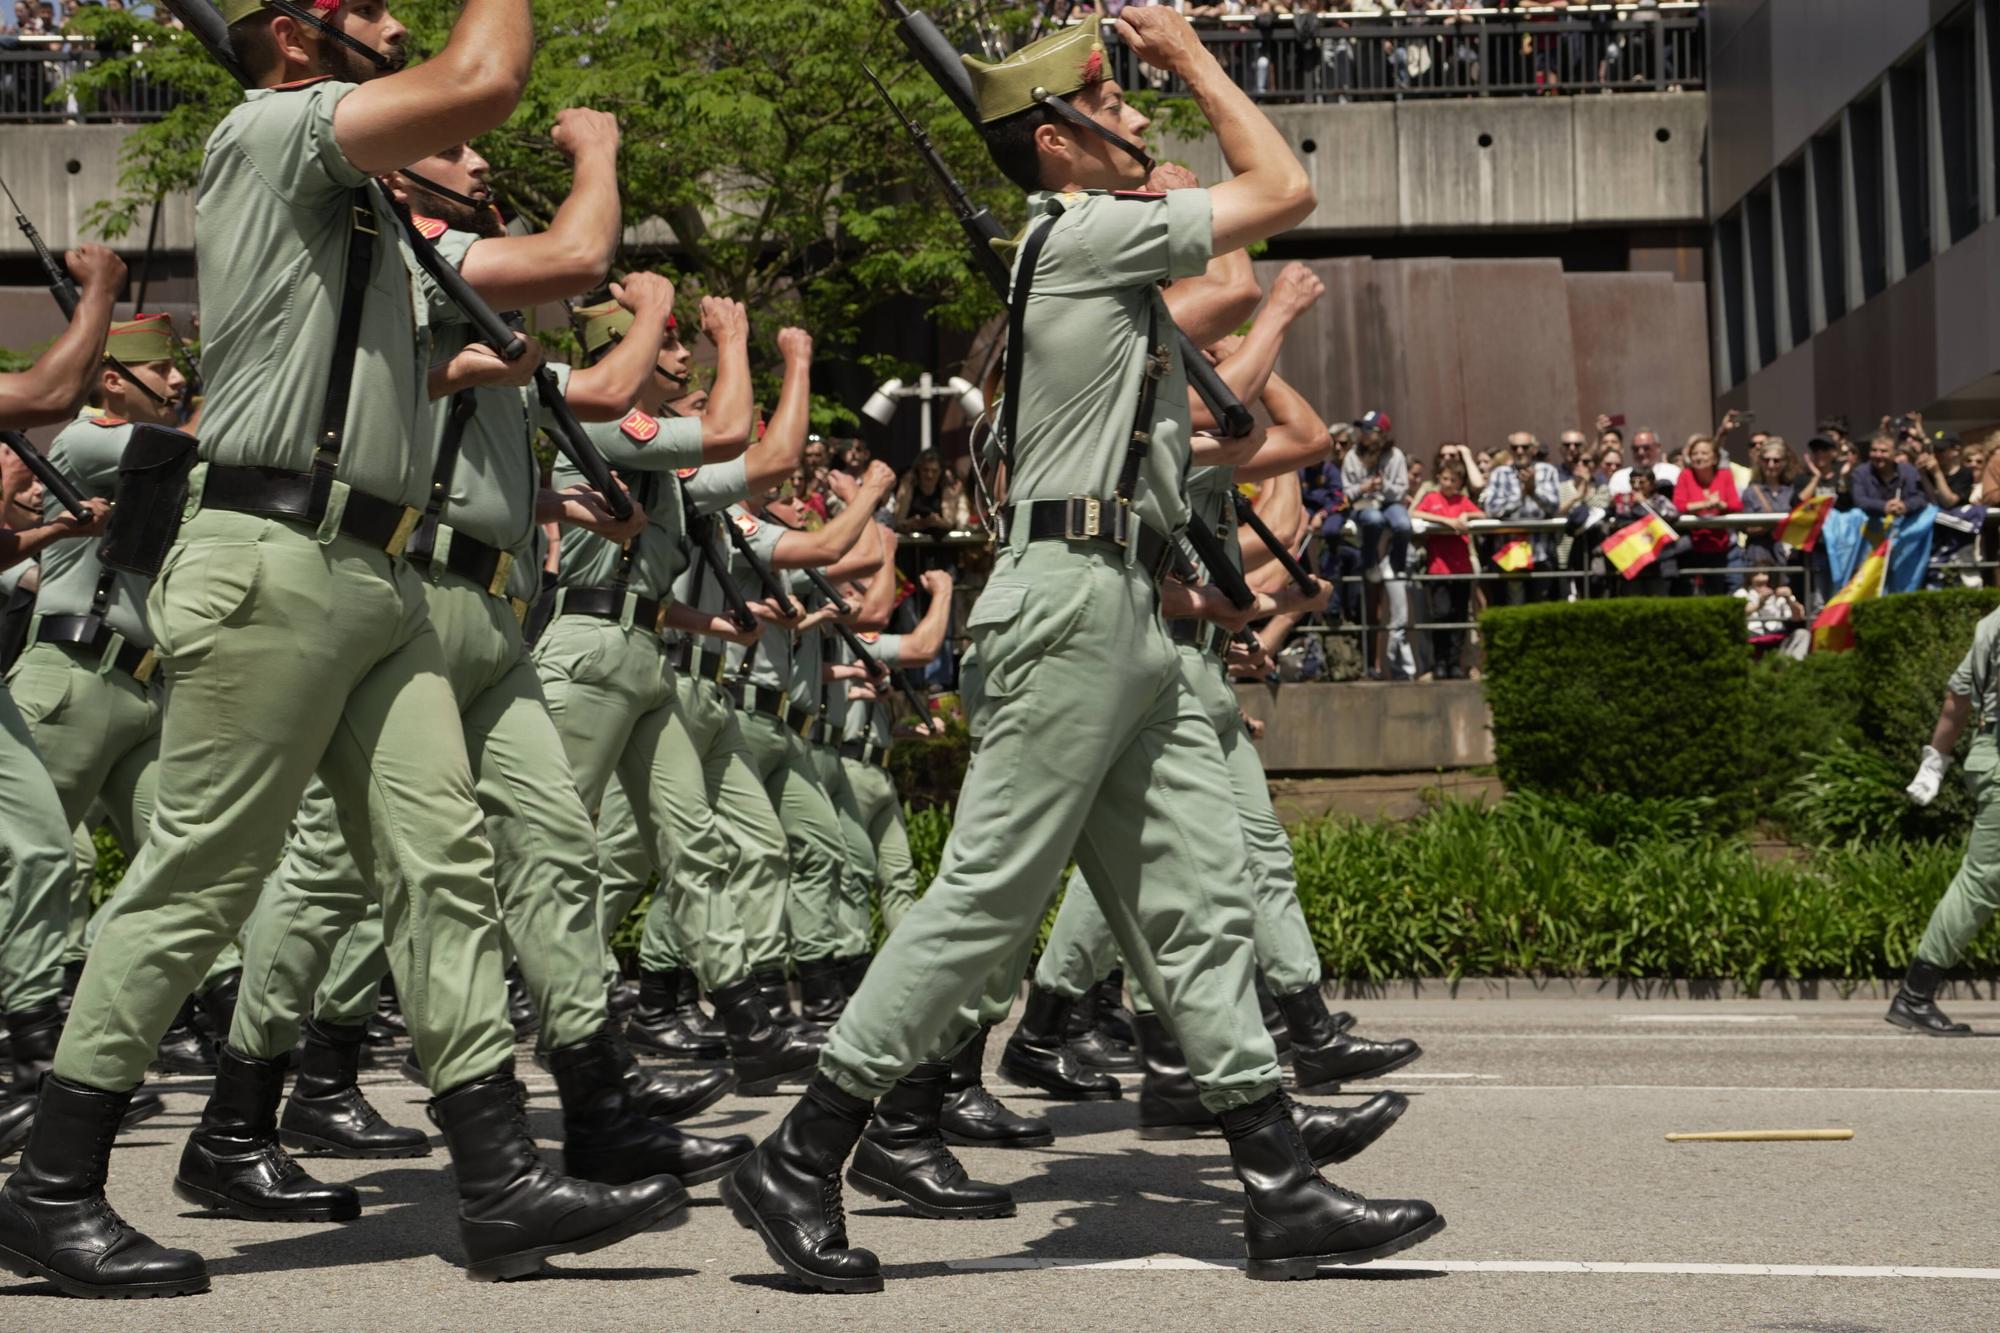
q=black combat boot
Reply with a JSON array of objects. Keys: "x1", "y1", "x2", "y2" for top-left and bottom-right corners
[
  {"x1": 1292, "y1": 1092, "x2": 1410, "y2": 1166},
  {"x1": 607, "y1": 976, "x2": 640, "y2": 1023},
  {"x1": 506, "y1": 966, "x2": 539, "y2": 1042},
  {"x1": 626, "y1": 968, "x2": 728, "y2": 1061},
  {"x1": 174, "y1": 1047, "x2": 360, "y2": 1222},
  {"x1": 677, "y1": 971, "x2": 728, "y2": 1046},
  {"x1": 432, "y1": 1064, "x2": 688, "y2": 1282},
  {"x1": 796, "y1": 956, "x2": 847, "y2": 1026},
  {"x1": 753, "y1": 968, "x2": 812, "y2": 1034},
  {"x1": 1220, "y1": 1091, "x2": 1444, "y2": 1281},
  {"x1": 547, "y1": 1028, "x2": 751, "y2": 1187},
  {"x1": 1132, "y1": 1012, "x2": 1210, "y2": 1138},
  {"x1": 0, "y1": 1087, "x2": 31, "y2": 1160},
  {"x1": 710, "y1": 975, "x2": 821, "y2": 1094},
  {"x1": 720, "y1": 1074, "x2": 880, "y2": 1293},
  {"x1": 153, "y1": 998, "x2": 217, "y2": 1076},
  {"x1": 1280, "y1": 986, "x2": 1420, "y2": 1092},
  {"x1": 194, "y1": 969, "x2": 240, "y2": 1047},
  {"x1": 0, "y1": 1076, "x2": 210, "y2": 1298},
  {"x1": 939, "y1": 1025, "x2": 1052, "y2": 1148},
  {"x1": 278, "y1": 1019, "x2": 431, "y2": 1158},
  {"x1": 370, "y1": 976, "x2": 408, "y2": 1045},
  {"x1": 1089, "y1": 971, "x2": 1137, "y2": 1047},
  {"x1": 1885, "y1": 958, "x2": 1974, "y2": 1036},
  {"x1": 837, "y1": 952, "x2": 873, "y2": 998},
  {"x1": 997, "y1": 986, "x2": 1120, "y2": 1101},
  {"x1": 605, "y1": 1025, "x2": 735, "y2": 1124},
  {"x1": 58, "y1": 959, "x2": 82, "y2": 1014},
  {"x1": 10, "y1": 1004, "x2": 162, "y2": 1131},
  {"x1": 847, "y1": 1061, "x2": 1015, "y2": 1219},
  {"x1": 1065, "y1": 982, "x2": 1139, "y2": 1073},
  {"x1": 1255, "y1": 972, "x2": 1293, "y2": 1063}
]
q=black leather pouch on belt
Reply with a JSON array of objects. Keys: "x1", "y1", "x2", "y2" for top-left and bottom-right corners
[{"x1": 100, "y1": 423, "x2": 199, "y2": 578}]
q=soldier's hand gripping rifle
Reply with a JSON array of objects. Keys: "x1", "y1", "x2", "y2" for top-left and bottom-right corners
[
  {"x1": 160, "y1": 0, "x2": 631, "y2": 523},
  {"x1": 870, "y1": 1, "x2": 1254, "y2": 441},
  {"x1": 1231, "y1": 490, "x2": 1319, "y2": 596},
  {"x1": 2, "y1": 431, "x2": 91, "y2": 520},
  {"x1": 767, "y1": 535, "x2": 931, "y2": 723}
]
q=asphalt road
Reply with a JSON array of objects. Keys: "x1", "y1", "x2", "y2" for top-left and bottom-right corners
[{"x1": 7, "y1": 994, "x2": 1999, "y2": 1331}]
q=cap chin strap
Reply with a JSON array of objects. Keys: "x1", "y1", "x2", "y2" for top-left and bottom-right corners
[
  {"x1": 106, "y1": 362, "x2": 171, "y2": 409},
  {"x1": 1033, "y1": 88, "x2": 1154, "y2": 175},
  {"x1": 398, "y1": 167, "x2": 486, "y2": 213},
  {"x1": 266, "y1": 0, "x2": 393, "y2": 72}
]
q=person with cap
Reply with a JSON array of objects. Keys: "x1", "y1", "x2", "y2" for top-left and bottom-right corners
[
  {"x1": 536, "y1": 293, "x2": 830, "y2": 1097},
  {"x1": 0, "y1": 241, "x2": 124, "y2": 1162},
  {"x1": 1342, "y1": 408, "x2": 1409, "y2": 580},
  {"x1": 4, "y1": 312, "x2": 235, "y2": 1094},
  {"x1": 722, "y1": 7, "x2": 1441, "y2": 1293},
  {"x1": 0, "y1": 0, "x2": 692, "y2": 1300},
  {"x1": 200, "y1": 116, "x2": 760, "y2": 1225},
  {"x1": 1895, "y1": 603, "x2": 2000, "y2": 1035}
]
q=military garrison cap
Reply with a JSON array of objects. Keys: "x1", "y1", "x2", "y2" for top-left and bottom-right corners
[
  {"x1": 575, "y1": 300, "x2": 633, "y2": 360},
  {"x1": 104, "y1": 314, "x2": 176, "y2": 365},
  {"x1": 963, "y1": 16, "x2": 1108, "y2": 124}
]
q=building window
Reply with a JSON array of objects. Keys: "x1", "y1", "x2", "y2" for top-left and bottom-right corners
[
  {"x1": 1849, "y1": 95, "x2": 1888, "y2": 300},
  {"x1": 1777, "y1": 158, "x2": 1810, "y2": 348},
  {"x1": 1716, "y1": 211, "x2": 1746, "y2": 387},
  {"x1": 1811, "y1": 130, "x2": 1847, "y2": 323},
  {"x1": 1748, "y1": 185, "x2": 1777, "y2": 368},
  {"x1": 1936, "y1": 8, "x2": 1980, "y2": 245},
  {"x1": 1888, "y1": 56, "x2": 1931, "y2": 274}
]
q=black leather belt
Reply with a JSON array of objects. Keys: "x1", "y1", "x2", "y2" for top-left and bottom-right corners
[
  {"x1": 203, "y1": 464, "x2": 418, "y2": 555},
  {"x1": 804, "y1": 718, "x2": 835, "y2": 747},
  {"x1": 37, "y1": 616, "x2": 157, "y2": 682},
  {"x1": 671, "y1": 639, "x2": 731, "y2": 684},
  {"x1": 1170, "y1": 619, "x2": 1231, "y2": 661},
  {"x1": 726, "y1": 679, "x2": 815, "y2": 735},
  {"x1": 838, "y1": 737, "x2": 891, "y2": 768},
  {"x1": 557, "y1": 586, "x2": 665, "y2": 633},
  {"x1": 407, "y1": 530, "x2": 515, "y2": 599},
  {"x1": 1004, "y1": 498, "x2": 1172, "y2": 582}
]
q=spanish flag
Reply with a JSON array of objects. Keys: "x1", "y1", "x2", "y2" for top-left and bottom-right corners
[
  {"x1": 1493, "y1": 539, "x2": 1534, "y2": 572},
  {"x1": 1774, "y1": 494, "x2": 1834, "y2": 550},
  {"x1": 1810, "y1": 538, "x2": 1889, "y2": 653},
  {"x1": 1601, "y1": 513, "x2": 1676, "y2": 579}
]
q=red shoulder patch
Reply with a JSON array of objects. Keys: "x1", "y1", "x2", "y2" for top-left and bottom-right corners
[
  {"x1": 732, "y1": 512, "x2": 761, "y2": 537},
  {"x1": 620, "y1": 410, "x2": 659, "y2": 443},
  {"x1": 410, "y1": 214, "x2": 448, "y2": 241},
  {"x1": 858, "y1": 631, "x2": 880, "y2": 644},
  {"x1": 675, "y1": 467, "x2": 699, "y2": 480},
  {"x1": 90, "y1": 415, "x2": 129, "y2": 428},
  {"x1": 1111, "y1": 190, "x2": 1167, "y2": 200}
]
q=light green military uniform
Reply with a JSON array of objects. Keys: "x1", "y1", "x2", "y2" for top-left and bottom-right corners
[
  {"x1": 0, "y1": 675, "x2": 72, "y2": 1016},
  {"x1": 229, "y1": 228, "x2": 613, "y2": 1065},
  {"x1": 534, "y1": 405, "x2": 770, "y2": 995},
  {"x1": 706, "y1": 514, "x2": 857, "y2": 970},
  {"x1": 1036, "y1": 464, "x2": 1324, "y2": 1010},
  {"x1": 1916, "y1": 607, "x2": 2000, "y2": 967},
  {"x1": 816, "y1": 630, "x2": 921, "y2": 939},
  {"x1": 54, "y1": 81, "x2": 515, "y2": 1094},
  {"x1": 817, "y1": 186, "x2": 1279, "y2": 1112}
]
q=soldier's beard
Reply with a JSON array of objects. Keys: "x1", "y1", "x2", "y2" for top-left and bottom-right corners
[
  {"x1": 404, "y1": 183, "x2": 505, "y2": 238},
  {"x1": 316, "y1": 34, "x2": 408, "y2": 84}
]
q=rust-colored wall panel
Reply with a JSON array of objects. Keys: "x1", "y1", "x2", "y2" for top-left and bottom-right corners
[{"x1": 1568, "y1": 272, "x2": 1715, "y2": 452}]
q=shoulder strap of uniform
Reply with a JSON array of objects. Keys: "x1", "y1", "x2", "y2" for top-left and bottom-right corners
[
  {"x1": 1114, "y1": 298, "x2": 1167, "y2": 509},
  {"x1": 308, "y1": 186, "x2": 380, "y2": 514},
  {"x1": 999, "y1": 202, "x2": 1065, "y2": 480},
  {"x1": 404, "y1": 390, "x2": 479, "y2": 563}
]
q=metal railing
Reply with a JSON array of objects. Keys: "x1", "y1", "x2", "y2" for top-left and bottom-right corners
[
  {"x1": 1100, "y1": 4, "x2": 1705, "y2": 102},
  {"x1": 1, "y1": 42, "x2": 182, "y2": 123},
  {"x1": 1290, "y1": 509, "x2": 1998, "y2": 681}
]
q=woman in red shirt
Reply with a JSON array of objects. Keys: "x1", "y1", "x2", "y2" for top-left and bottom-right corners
[
  {"x1": 1671, "y1": 435, "x2": 1741, "y2": 595},
  {"x1": 1415, "y1": 457, "x2": 1484, "y2": 679}
]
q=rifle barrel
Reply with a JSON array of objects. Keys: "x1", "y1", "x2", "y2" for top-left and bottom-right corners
[{"x1": 2, "y1": 431, "x2": 90, "y2": 520}]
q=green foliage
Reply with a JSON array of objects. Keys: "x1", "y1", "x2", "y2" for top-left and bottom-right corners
[
  {"x1": 1742, "y1": 648, "x2": 1865, "y2": 799},
  {"x1": 1853, "y1": 589, "x2": 2000, "y2": 761},
  {"x1": 887, "y1": 710, "x2": 973, "y2": 811},
  {"x1": 1482, "y1": 598, "x2": 1753, "y2": 817}
]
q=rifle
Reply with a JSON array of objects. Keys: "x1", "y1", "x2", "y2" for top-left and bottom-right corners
[
  {"x1": 1, "y1": 170, "x2": 172, "y2": 415},
  {"x1": 684, "y1": 493, "x2": 759, "y2": 633},
  {"x1": 1232, "y1": 490, "x2": 1319, "y2": 596},
  {"x1": 760, "y1": 509, "x2": 933, "y2": 721},
  {"x1": 159, "y1": 0, "x2": 632, "y2": 522},
  {"x1": 2, "y1": 431, "x2": 91, "y2": 521},
  {"x1": 871, "y1": 2, "x2": 1255, "y2": 440},
  {"x1": 720, "y1": 510, "x2": 801, "y2": 620}
]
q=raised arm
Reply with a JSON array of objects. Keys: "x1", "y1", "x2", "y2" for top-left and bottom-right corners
[
  {"x1": 893, "y1": 569, "x2": 956, "y2": 666},
  {"x1": 455, "y1": 109, "x2": 622, "y2": 311},
  {"x1": 564, "y1": 272, "x2": 675, "y2": 422},
  {"x1": 770, "y1": 463, "x2": 896, "y2": 570},
  {"x1": 1115, "y1": 8, "x2": 1314, "y2": 255},
  {"x1": 330, "y1": 0, "x2": 535, "y2": 174},
  {"x1": 1235, "y1": 372, "x2": 1333, "y2": 486},
  {"x1": 697, "y1": 297, "x2": 755, "y2": 456},
  {"x1": 852, "y1": 527, "x2": 901, "y2": 632},
  {"x1": 0, "y1": 246, "x2": 123, "y2": 428},
  {"x1": 1190, "y1": 262, "x2": 1322, "y2": 435},
  {"x1": 742, "y1": 327, "x2": 814, "y2": 494},
  {"x1": 1155, "y1": 163, "x2": 1263, "y2": 344}
]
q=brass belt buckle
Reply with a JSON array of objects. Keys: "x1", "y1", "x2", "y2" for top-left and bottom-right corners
[
  {"x1": 132, "y1": 649, "x2": 158, "y2": 684},
  {"x1": 1064, "y1": 495, "x2": 1103, "y2": 542},
  {"x1": 488, "y1": 551, "x2": 515, "y2": 600},
  {"x1": 654, "y1": 601, "x2": 671, "y2": 635},
  {"x1": 510, "y1": 597, "x2": 529, "y2": 626},
  {"x1": 386, "y1": 507, "x2": 421, "y2": 559},
  {"x1": 353, "y1": 201, "x2": 380, "y2": 236}
]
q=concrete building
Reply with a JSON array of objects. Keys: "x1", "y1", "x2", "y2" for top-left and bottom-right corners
[{"x1": 1708, "y1": 0, "x2": 2000, "y2": 439}]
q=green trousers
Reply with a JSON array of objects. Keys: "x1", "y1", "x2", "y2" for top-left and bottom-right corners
[
  {"x1": 65, "y1": 819, "x2": 96, "y2": 965},
  {"x1": 1038, "y1": 643, "x2": 1323, "y2": 1008},
  {"x1": 603, "y1": 671, "x2": 793, "y2": 985},
  {"x1": 1918, "y1": 760, "x2": 2000, "y2": 967},
  {"x1": 819, "y1": 541, "x2": 1280, "y2": 1113},
  {"x1": 538, "y1": 617, "x2": 766, "y2": 994},
  {"x1": 316, "y1": 900, "x2": 389, "y2": 1026},
  {"x1": 56, "y1": 510, "x2": 515, "y2": 1093},
  {"x1": 0, "y1": 681, "x2": 74, "y2": 1013},
  {"x1": 736, "y1": 709, "x2": 856, "y2": 967},
  {"x1": 839, "y1": 755, "x2": 921, "y2": 940},
  {"x1": 232, "y1": 569, "x2": 610, "y2": 1063}
]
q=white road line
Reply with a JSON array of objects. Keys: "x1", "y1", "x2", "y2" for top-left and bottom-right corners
[
  {"x1": 1383, "y1": 1072, "x2": 1501, "y2": 1081},
  {"x1": 947, "y1": 1257, "x2": 2000, "y2": 1280},
  {"x1": 1616, "y1": 1014, "x2": 1801, "y2": 1024},
  {"x1": 1412, "y1": 1032, "x2": 1995, "y2": 1042},
  {"x1": 1390, "y1": 1083, "x2": 2000, "y2": 1095}
]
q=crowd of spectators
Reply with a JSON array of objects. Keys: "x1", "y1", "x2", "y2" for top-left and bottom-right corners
[{"x1": 1285, "y1": 407, "x2": 2000, "y2": 682}]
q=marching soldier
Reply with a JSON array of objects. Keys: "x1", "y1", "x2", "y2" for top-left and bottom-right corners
[
  {"x1": 723, "y1": 11, "x2": 1441, "y2": 1291},
  {"x1": 0, "y1": 0, "x2": 684, "y2": 1299},
  {"x1": 0, "y1": 243, "x2": 124, "y2": 1160}
]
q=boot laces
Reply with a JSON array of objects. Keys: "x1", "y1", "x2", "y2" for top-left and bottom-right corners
[{"x1": 819, "y1": 1175, "x2": 846, "y2": 1233}]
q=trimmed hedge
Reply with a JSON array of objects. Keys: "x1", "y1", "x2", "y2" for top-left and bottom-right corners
[
  {"x1": 1482, "y1": 597, "x2": 1753, "y2": 815},
  {"x1": 1853, "y1": 588, "x2": 2000, "y2": 762}
]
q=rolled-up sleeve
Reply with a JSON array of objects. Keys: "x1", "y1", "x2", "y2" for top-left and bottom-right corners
[{"x1": 1072, "y1": 189, "x2": 1215, "y2": 287}]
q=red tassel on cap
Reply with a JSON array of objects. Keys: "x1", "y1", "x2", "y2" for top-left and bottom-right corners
[{"x1": 1082, "y1": 49, "x2": 1103, "y2": 84}]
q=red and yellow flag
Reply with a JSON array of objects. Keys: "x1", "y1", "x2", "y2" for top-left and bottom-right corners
[
  {"x1": 1775, "y1": 494, "x2": 1834, "y2": 550},
  {"x1": 1810, "y1": 538, "x2": 1889, "y2": 653},
  {"x1": 1493, "y1": 539, "x2": 1534, "y2": 572},
  {"x1": 1601, "y1": 514, "x2": 1676, "y2": 579}
]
